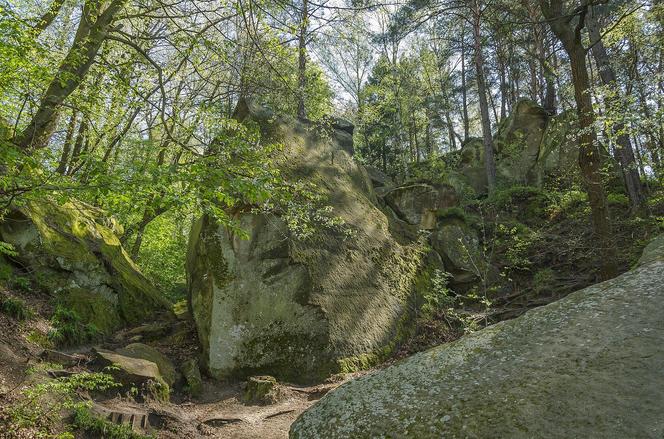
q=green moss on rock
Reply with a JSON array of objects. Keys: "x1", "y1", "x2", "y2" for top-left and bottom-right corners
[
  {"x1": 188, "y1": 102, "x2": 430, "y2": 384},
  {"x1": 116, "y1": 343, "x2": 177, "y2": 387},
  {"x1": 56, "y1": 288, "x2": 121, "y2": 335},
  {"x1": 290, "y1": 234, "x2": 664, "y2": 439},
  {"x1": 0, "y1": 198, "x2": 171, "y2": 332}
]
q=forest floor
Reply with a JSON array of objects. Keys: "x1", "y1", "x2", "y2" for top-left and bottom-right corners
[
  {"x1": 0, "y1": 285, "x2": 363, "y2": 438},
  {"x1": 85, "y1": 376, "x2": 354, "y2": 439}
]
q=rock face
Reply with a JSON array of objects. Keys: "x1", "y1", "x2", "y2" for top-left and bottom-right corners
[
  {"x1": 0, "y1": 199, "x2": 170, "y2": 333},
  {"x1": 384, "y1": 184, "x2": 457, "y2": 226},
  {"x1": 94, "y1": 348, "x2": 170, "y2": 401},
  {"x1": 116, "y1": 343, "x2": 177, "y2": 387},
  {"x1": 431, "y1": 217, "x2": 483, "y2": 286},
  {"x1": 494, "y1": 98, "x2": 550, "y2": 184},
  {"x1": 455, "y1": 99, "x2": 572, "y2": 193},
  {"x1": 187, "y1": 102, "x2": 426, "y2": 383},
  {"x1": 290, "y1": 235, "x2": 664, "y2": 439}
]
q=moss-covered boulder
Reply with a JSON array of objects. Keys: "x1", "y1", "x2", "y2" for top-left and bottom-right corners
[
  {"x1": 290, "y1": 235, "x2": 664, "y2": 439},
  {"x1": 431, "y1": 217, "x2": 483, "y2": 286},
  {"x1": 454, "y1": 100, "x2": 558, "y2": 193},
  {"x1": 456, "y1": 137, "x2": 488, "y2": 194},
  {"x1": 384, "y1": 183, "x2": 458, "y2": 226},
  {"x1": 0, "y1": 199, "x2": 171, "y2": 333},
  {"x1": 243, "y1": 375, "x2": 282, "y2": 405},
  {"x1": 187, "y1": 101, "x2": 427, "y2": 383},
  {"x1": 116, "y1": 343, "x2": 177, "y2": 387},
  {"x1": 57, "y1": 288, "x2": 122, "y2": 335},
  {"x1": 494, "y1": 99, "x2": 550, "y2": 185},
  {"x1": 93, "y1": 348, "x2": 170, "y2": 402}
]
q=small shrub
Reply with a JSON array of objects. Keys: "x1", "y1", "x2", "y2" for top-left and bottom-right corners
[
  {"x1": 27, "y1": 330, "x2": 54, "y2": 348},
  {"x1": 436, "y1": 207, "x2": 469, "y2": 222},
  {"x1": 494, "y1": 221, "x2": 541, "y2": 274},
  {"x1": 607, "y1": 192, "x2": 629, "y2": 208},
  {"x1": 420, "y1": 269, "x2": 454, "y2": 317},
  {"x1": 547, "y1": 189, "x2": 589, "y2": 218},
  {"x1": 72, "y1": 406, "x2": 152, "y2": 439},
  {"x1": 533, "y1": 268, "x2": 555, "y2": 294},
  {"x1": 0, "y1": 241, "x2": 17, "y2": 257},
  {"x1": 0, "y1": 296, "x2": 34, "y2": 321},
  {"x1": 3, "y1": 371, "x2": 120, "y2": 437},
  {"x1": 0, "y1": 259, "x2": 13, "y2": 283},
  {"x1": 12, "y1": 276, "x2": 31, "y2": 291},
  {"x1": 48, "y1": 306, "x2": 101, "y2": 347},
  {"x1": 487, "y1": 186, "x2": 550, "y2": 221}
]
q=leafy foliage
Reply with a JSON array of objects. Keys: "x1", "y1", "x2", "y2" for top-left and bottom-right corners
[
  {"x1": 47, "y1": 306, "x2": 101, "y2": 347},
  {"x1": 0, "y1": 295, "x2": 34, "y2": 321},
  {"x1": 1, "y1": 370, "x2": 120, "y2": 438}
]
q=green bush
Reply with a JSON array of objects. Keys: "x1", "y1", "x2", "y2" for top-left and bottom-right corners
[
  {"x1": 12, "y1": 275, "x2": 31, "y2": 291},
  {"x1": 547, "y1": 189, "x2": 589, "y2": 217},
  {"x1": 435, "y1": 206, "x2": 478, "y2": 225},
  {"x1": 607, "y1": 192, "x2": 630, "y2": 208},
  {"x1": 3, "y1": 371, "x2": 120, "y2": 438},
  {"x1": 137, "y1": 212, "x2": 190, "y2": 302},
  {"x1": 487, "y1": 186, "x2": 550, "y2": 220},
  {"x1": 48, "y1": 306, "x2": 101, "y2": 347},
  {"x1": 72, "y1": 406, "x2": 152, "y2": 439},
  {"x1": 407, "y1": 157, "x2": 448, "y2": 184},
  {"x1": 0, "y1": 296, "x2": 33, "y2": 321}
]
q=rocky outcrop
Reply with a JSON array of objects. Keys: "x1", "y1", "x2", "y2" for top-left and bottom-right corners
[
  {"x1": 187, "y1": 102, "x2": 428, "y2": 383},
  {"x1": 0, "y1": 199, "x2": 171, "y2": 333},
  {"x1": 290, "y1": 235, "x2": 664, "y2": 439},
  {"x1": 494, "y1": 98, "x2": 550, "y2": 184},
  {"x1": 364, "y1": 166, "x2": 394, "y2": 189},
  {"x1": 93, "y1": 348, "x2": 170, "y2": 401},
  {"x1": 455, "y1": 99, "x2": 575, "y2": 193},
  {"x1": 431, "y1": 217, "x2": 484, "y2": 286},
  {"x1": 116, "y1": 343, "x2": 177, "y2": 387},
  {"x1": 384, "y1": 183, "x2": 457, "y2": 226}
]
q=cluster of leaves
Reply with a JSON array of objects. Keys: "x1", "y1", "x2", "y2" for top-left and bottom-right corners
[
  {"x1": 273, "y1": 181, "x2": 356, "y2": 242},
  {"x1": 71, "y1": 405, "x2": 151, "y2": 439},
  {"x1": 0, "y1": 295, "x2": 34, "y2": 321},
  {"x1": 47, "y1": 306, "x2": 101, "y2": 347},
  {"x1": 2, "y1": 369, "x2": 121, "y2": 438},
  {"x1": 137, "y1": 211, "x2": 190, "y2": 301}
]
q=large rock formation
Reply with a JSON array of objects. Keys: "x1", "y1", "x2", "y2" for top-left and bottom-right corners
[
  {"x1": 0, "y1": 199, "x2": 170, "y2": 333},
  {"x1": 290, "y1": 235, "x2": 664, "y2": 438},
  {"x1": 455, "y1": 99, "x2": 576, "y2": 193},
  {"x1": 384, "y1": 183, "x2": 457, "y2": 226},
  {"x1": 187, "y1": 102, "x2": 428, "y2": 383}
]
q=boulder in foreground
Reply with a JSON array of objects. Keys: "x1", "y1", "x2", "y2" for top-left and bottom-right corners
[{"x1": 290, "y1": 235, "x2": 664, "y2": 439}]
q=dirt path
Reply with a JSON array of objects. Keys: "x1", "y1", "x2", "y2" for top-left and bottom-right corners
[
  {"x1": 0, "y1": 288, "x2": 362, "y2": 439},
  {"x1": 93, "y1": 376, "x2": 358, "y2": 439}
]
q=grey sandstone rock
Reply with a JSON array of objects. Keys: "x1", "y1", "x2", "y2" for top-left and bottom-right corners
[{"x1": 291, "y1": 235, "x2": 664, "y2": 439}]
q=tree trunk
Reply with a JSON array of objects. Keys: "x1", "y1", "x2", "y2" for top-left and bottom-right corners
[
  {"x1": 540, "y1": 0, "x2": 617, "y2": 280},
  {"x1": 296, "y1": 0, "x2": 308, "y2": 119},
  {"x1": 13, "y1": 0, "x2": 123, "y2": 150},
  {"x1": 587, "y1": 9, "x2": 643, "y2": 210},
  {"x1": 497, "y1": 42, "x2": 508, "y2": 121},
  {"x1": 67, "y1": 118, "x2": 87, "y2": 176},
  {"x1": 460, "y1": 27, "x2": 470, "y2": 142},
  {"x1": 56, "y1": 110, "x2": 77, "y2": 174},
  {"x1": 471, "y1": 2, "x2": 497, "y2": 193}
]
